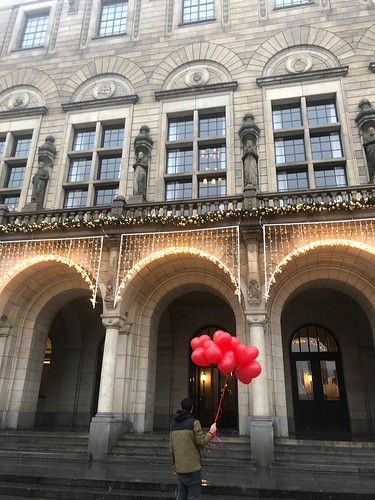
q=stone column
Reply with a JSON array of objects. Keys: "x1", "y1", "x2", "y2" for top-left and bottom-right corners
[
  {"x1": 88, "y1": 313, "x2": 126, "y2": 459},
  {"x1": 247, "y1": 313, "x2": 275, "y2": 468}
]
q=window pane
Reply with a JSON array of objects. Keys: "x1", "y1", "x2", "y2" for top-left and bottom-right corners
[
  {"x1": 275, "y1": 0, "x2": 311, "y2": 6},
  {"x1": 277, "y1": 170, "x2": 308, "y2": 192},
  {"x1": 165, "y1": 180, "x2": 192, "y2": 200},
  {"x1": 198, "y1": 176, "x2": 226, "y2": 197},
  {"x1": 72, "y1": 130, "x2": 95, "y2": 151},
  {"x1": 296, "y1": 360, "x2": 314, "y2": 400},
  {"x1": 1, "y1": 195, "x2": 19, "y2": 211},
  {"x1": 13, "y1": 137, "x2": 32, "y2": 157},
  {"x1": 64, "y1": 189, "x2": 87, "y2": 208},
  {"x1": 168, "y1": 119, "x2": 194, "y2": 141},
  {"x1": 272, "y1": 105, "x2": 302, "y2": 129},
  {"x1": 6, "y1": 166, "x2": 25, "y2": 188},
  {"x1": 307, "y1": 101, "x2": 338, "y2": 125},
  {"x1": 199, "y1": 115, "x2": 225, "y2": 137},
  {"x1": 182, "y1": 0, "x2": 214, "y2": 23},
  {"x1": 314, "y1": 166, "x2": 347, "y2": 188},
  {"x1": 275, "y1": 137, "x2": 305, "y2": 163},
  {"x1": 98, "y1": 157, "x2": 121, "y2": 179},
  {"x1": 321, "y1": 361, "x2": 340, "y2": 400},
  {"x1": 95, "y1": 186, "x2": 118, "y2": 205},
  {"x1": 199, "y1": 146, "x2": 226, "y2": 171},
  {"x1": 0, "y1": 138, "x2": 5, "y2": 158},
  {"x1": 102, "y1": 126, "x2": 124, "y2": 147},
  {"x1": 167, "y1": 149, "x2": 193, "y2": 174},
  {"x1": 20, "y1": 13, "x2": 49, "y2": 49},
  {"x1": 68, "y1": 159, "x2": 91, "y2": 182},
  {"x1": 310, "y1": 133, "x2": 342, "y2": 160},
  {"x1": 99, "y1": 1, "x2": 128, "y2": 36}
]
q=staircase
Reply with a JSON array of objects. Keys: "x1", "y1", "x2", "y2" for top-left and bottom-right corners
[
  {"x1": 0, "y1": 429, "x2": 90, "y2": 461},
  {"x1": 109, "y1": 432, "x2": 257, "y2": 471},
  {"x1": 272, "y1": 437, "x2": 375, "y2": 474}
]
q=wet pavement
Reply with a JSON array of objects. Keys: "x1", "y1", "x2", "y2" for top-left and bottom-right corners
[{"x1": 0, "y1": 456, "x2": 374, "y2": 499}]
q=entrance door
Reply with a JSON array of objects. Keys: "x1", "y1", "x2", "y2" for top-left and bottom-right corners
[
  {"x1": 290, "y1": 325, "x2": 350, "y2": 437},
  {"x1": 189, "y1": 327, "x2": 238, "y2": 433}
]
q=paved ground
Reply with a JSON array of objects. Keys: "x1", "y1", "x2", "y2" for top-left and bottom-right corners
[{"x1": 0, "y1": 456, "x2": 375, "y2": 499}]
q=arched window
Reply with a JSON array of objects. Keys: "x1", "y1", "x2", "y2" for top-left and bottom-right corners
[{"x1": 291, "y1": 325, "x2": 338, "y2": 353}]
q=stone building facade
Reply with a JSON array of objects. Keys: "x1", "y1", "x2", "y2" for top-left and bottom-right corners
[{"x1": 0, "y1": 0, "x2": 374, "y2": 466}]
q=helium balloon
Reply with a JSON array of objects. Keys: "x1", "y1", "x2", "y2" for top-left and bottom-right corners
[
  {"x1": 234, "y1": 343, "x2": 253, "y2": 366},
  {"x1": 191, "y1": 347, "x2": 210, "y2": 367},
  {"x1": 217, "y1": 350, "x2": 236, "y2": 375},
  {"x1": 213, "y1": 330, "x2": 233, "y2": 352},
  {"x1": 236, "y1": 364, "x2": 253, "y2": 384},
  {"x1": 248, "y1": 360, "x2": 262, "y2": 378},
  {"x1": 203, "y1": 340, "x2": 223, "y2": 364}
]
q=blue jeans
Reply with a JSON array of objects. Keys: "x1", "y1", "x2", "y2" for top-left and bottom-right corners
[{"x1": 176, "y1": 470, "x2": 202, "y2": 500}]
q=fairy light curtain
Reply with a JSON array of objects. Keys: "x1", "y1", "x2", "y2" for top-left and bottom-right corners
[
  {"x1": 115, "y1": 226, "x2": 240, "y2": 304},
  {"x1": 263, "y1": 218, "x2": 375, "y2": 299},
  {"x1": 0, "y1": 236, "x2": 104, "y2": 307}
]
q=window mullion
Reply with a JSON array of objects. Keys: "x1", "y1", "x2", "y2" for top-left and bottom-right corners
[{"x1": 301, "y1": 97, "x2": 314, "y2": 188}]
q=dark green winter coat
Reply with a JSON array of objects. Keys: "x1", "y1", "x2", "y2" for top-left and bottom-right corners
[{"x1": 170, "y1": 410, "x2": 214, "y2": 473}]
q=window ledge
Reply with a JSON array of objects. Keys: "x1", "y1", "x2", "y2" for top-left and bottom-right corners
[
  {"x1": 178, "y1": 18, "x2": 216, "y2": 27},
  {"x1": 62, "y1": 95, "x2": 138, "y2": 112},
  {"x1": 257, "y1": 67, "x2": 348, "y2": 87},
  {"x1": 155, "y1": 82, "x2": 238, "y2": 101},
  {"x1": 0, "y1": 106, "x2": 48, "y2": 118}
]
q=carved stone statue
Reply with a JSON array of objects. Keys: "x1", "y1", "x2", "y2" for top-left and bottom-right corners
[
  {"x1": 238, "y1": 113, "x2": 260, "y2": 191},
  {"x1": 25, "y1": 135, "x2": 56, "y2": 211},
  {"x1": 364, "y1": 125, "x2": 375, "y2": 183},
  {"x1": 133, "y1": 150, "x2": 148, "y2": 198},
  {"x1": 128, "y1": 125, "x2": 153, "y2": 203},
  {"x1": 242, "y1": 138, "x2": 259, "y2": 187},
  {"x1": 31, "y1": 160, "x2": 50, "y2": 206}
]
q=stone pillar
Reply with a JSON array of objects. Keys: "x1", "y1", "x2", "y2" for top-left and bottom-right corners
[
  {"x1": 247, "y1": 313, "x2": 275, "y2": 468},
  {"x1": 88, "y1": 313, "x2": 126, "y2": 460}
]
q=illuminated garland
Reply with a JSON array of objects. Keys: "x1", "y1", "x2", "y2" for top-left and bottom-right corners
[{"x1": 1, "y1": 198, "x2": 375, "y2": 233}]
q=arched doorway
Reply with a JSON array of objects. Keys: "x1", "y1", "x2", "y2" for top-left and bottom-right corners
[
  {"x1": 290, "y1": 324, "x2": 350, "y2": 437},
  {"x1": 189, "y1": 326, "x2": 238, "y2": 432},
  {"x1": 154, "y1": 290, "x2": 238, "y2": 432}
]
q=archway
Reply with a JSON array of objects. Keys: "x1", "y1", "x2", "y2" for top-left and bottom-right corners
[{"x1": 154, "y1": 290, "x2": 238, "y2": 432}]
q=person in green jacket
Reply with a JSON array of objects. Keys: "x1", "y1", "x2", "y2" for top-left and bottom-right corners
[{"x1": 170, "y1": 398, "x2": 217, "y2": 500}]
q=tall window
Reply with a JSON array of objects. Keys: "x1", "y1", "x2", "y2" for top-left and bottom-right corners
[
  {"x1": 64, "y1": 123, "x2": 124, "y2": 208},
  {"x1": 182, "y1": 0, "x2": 214, "y2": 23},
  {"x1": 19, "y1": 12, "x2": 49, "y2": 49},
  {"x1": 98, "y1": 0, "x2": 128, "y2": 36},
  {"x1": 274, "y1": 0, "x2": 312, "y2": 7},
  {"x1": 165, "y1": 110, "x2": 226, "y2": 200},
  {"x1": 0, "y1": 134, "x2": 33, "y2": 211},
  {"x1": 272, "y1": 98, "x2": 346, "y2": 192}
]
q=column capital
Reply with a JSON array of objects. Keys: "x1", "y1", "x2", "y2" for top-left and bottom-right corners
[
  {"x1": 245, "y1": 312, "x2": 267, "y2": 327},
  {"x1": 101, "y1": 313, "x2": 128, "y2": 330}
]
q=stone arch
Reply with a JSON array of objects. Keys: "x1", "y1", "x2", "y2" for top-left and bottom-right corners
[
  {"x1": 116, "y1": 253, "x2": 248, "y2": 433},
  {"x1": 0, "y1": 68, "x2": 58, "y2": 103},
  {"x1": 266, "y1": 245, "x2": 375, "y2": 437},
  {"x1": 150, "y1": 42, "x2": 246, "y2": 86},
  {"x1": 248, "y1": 26, "x2": 355, "y2": 75},
  {"x1": 356, "y1": 23, "x2": 375, "y2": 56},
  {"x1": 61, "y1": 56, "x2": 147, "y2": 99}
]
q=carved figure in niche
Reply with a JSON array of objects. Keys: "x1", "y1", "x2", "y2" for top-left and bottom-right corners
[
  {"x1": 364, "y1": 125, "x2": 375, "y2": 184},
  {"x1": 31, "y1": 160, "x2": 50, "y2": 205},
  {"x1": 242, "y1": 138, "x2": 259, "y2": 187},
  {"x1": 133, "y1": 150, "x2": 148, "y2": 198}
]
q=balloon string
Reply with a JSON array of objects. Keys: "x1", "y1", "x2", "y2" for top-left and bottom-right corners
[{"x1": 214, "y1": 378, "x2": 228, "y2": 424}]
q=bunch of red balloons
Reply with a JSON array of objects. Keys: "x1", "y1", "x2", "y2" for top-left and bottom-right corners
[{"x1": 191, "y1": 330, "x2": 261, "y2": 384}]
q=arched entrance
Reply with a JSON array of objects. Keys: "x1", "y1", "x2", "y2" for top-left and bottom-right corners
[
  {"x1": 290, "y1": 324, "x2": 349, "y2": 437},
  {"x1": 154, "y1": 291, "x2": 238, "y2": 432}
]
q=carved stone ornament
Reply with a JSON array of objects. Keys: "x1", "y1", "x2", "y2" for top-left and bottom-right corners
[
  {"x1": 247, "y1": 278, "x2": 262, "y2": 305},
  {"x1": 184, "y1": 67, "x2": 210, "y2": 87},
  {"x1": 8, "y1": 92, "x2": 30, "y2": 110},
  {"x1": 285, "y1": 54, "x2": 313, "y2": 74},
  {"x1": 92, "y1": 81, "x2": 116, "y2": 99}
]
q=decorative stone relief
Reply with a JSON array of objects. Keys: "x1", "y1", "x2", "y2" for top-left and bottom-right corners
[
  {"x1": 68, "y1": 0, "x2": 78, "y2": 13},
  {"x1": 356, "y1": 99, "x2": 375, "y2": 184},
  {"x1": 285, "y1": 54, "x2": 313, "y2": 74},
  {"x1": 163, "y1": 62, "x2": 231, "y2": 91},
  {"x1": 239, "y1": 113, "x2": 260, "y2": 190},
  {"x1": 184, "y1": 67, "x2": 210, "y2": 87},
  {"x1": 247, "y1": 279, "x2": 262, "y2": 305},
  {"x1": 0, "y1": 87, "x2": 43, "y2": 112},
  {"x1": 72, "y1": 75, "x2": 133, "y2": 102}
]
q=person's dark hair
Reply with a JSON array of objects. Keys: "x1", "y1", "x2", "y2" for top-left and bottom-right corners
[{"x1": 181, "y1": 398, "x2": 193, "y2": 412}]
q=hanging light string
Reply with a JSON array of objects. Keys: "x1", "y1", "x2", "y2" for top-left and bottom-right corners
[
  {"x1": 115, "y1": 226, "x2": 240, "y2": 305},
  {"x1": 0, "y1": 236, "x2": 103, "y2": 307},
  {"x1": 263, "y1": 218, "x2": 375, "y2": 299}
]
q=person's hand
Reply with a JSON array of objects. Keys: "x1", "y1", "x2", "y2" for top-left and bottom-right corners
[{"x1": 209, "y1": 423, "x2": 217, "y2": 435}]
